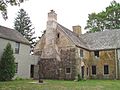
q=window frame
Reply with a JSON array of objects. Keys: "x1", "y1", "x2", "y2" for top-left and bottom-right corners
[
  {"x1": 65, "y1": 68, "x2": 71, "y2": 74},
  {"x1": 15, "y1": 42, "x2": 20, "y2": 54},
  {"x1": 80, "y1": 49, "x2": 84, "y2": 58},
  {"x1": 94, "y1": 51, "x2": 99, "y2": 58}
]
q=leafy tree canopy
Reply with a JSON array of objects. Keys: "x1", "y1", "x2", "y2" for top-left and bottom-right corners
[
  {"x1": 85, "y1": 0, "x2": 120, "y2": 33},
  {"x1": 0, "y1": 0, "x2": 25, "y2": 19}
]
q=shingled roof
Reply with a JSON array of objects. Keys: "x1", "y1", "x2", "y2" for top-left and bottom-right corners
[
  {"x1": 57, "y1": 24, "x2": 89, "y2": 49},
  {"x1": 57, "y1": 24, "x2": 120, "y2": 50},
  {"x1": 0, "y1": 25, "x2": 29, "y2": 45},
  {"x1": 81, "y1": 29, "x2": 120, "y2": 50}
]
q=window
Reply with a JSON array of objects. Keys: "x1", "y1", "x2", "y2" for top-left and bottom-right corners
[
  {"x1": 80, "y1": 49, "x2": 83, "y2": 57},
  {"x1": 15, "y1": 42, "x2": 20, "y2": 54},
  {"x1": 92, "y1": 65, "x2": 96, "y2": 75},
  {"x1": 104, "y1": 65, "x2": 109, "y2": 74},
  {"x1": 57, "y1": 33, "x2": 60, "y2": 38},
  {"x1": 15, "y1": 63, "x2": 18, "y2": 73},
  {"x1": 66, "y1": 68, "x2": 71, "y2": 74},
  {"x1": 87, "y1": 67, "x2": 89, "y2": 76},
  {"x1": 94, "y1": 51, "x2": 99, "y2": 57}
]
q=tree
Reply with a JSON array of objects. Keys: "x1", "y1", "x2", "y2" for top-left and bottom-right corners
[
  {"x1": 0, "y1": 0, "x2": 26, "y2": 19},
  {"x1": 0, "y1": 43, "x2": 15, "y2": 81},
  {"x1": 105, "y1": 0, "x2": 120, "y2": 29},
  {"x1": 85, "y1": 0, "x2": 120, "y2": 33},
  {"x1": 14, "y1": 9, "x2": 36, "y2": 52}
]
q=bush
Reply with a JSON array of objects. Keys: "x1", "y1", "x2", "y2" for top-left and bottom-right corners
[
  {"x1": 74, "y1": 74, "x2": 81, "y2": 81},
  {"x1": 14, "y1": 77, "x2": 23, "y2": 80},
  {"x1": 0, "y1": 43, "x2": 15, "y2": 81}
]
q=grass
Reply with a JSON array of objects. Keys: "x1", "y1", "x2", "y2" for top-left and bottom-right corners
[{"x1": 0, "y1": 79, "x2": 120, "y2": 90}]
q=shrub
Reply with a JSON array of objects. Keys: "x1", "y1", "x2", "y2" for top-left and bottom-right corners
[
  {"x1": 74, "y1": 74, "x2": 81, "y2": 81},
  {"x1": 0, "y1": 43, "x2": 15, "y2": 81}
]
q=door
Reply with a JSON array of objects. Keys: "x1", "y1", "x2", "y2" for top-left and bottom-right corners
[
  {"x1": 30, "y1": 65, "x2": 34, "y2": 78},
  {"x1": 81, "y1": 66, "x2": 84, "y2": 79}
]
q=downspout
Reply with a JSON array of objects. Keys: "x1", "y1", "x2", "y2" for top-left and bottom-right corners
[{"x1": 115, "y1": 49, "x2": 118, "y2": 79}]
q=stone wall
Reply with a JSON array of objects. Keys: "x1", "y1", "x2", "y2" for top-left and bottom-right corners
[
  {"x1": 75, "y1": 47, "x2": 116, "y2": 79},
  {"x1": 59, "y1": 48, "x2": 76, "y2": 80},
  {"x1": 89, "y1": 50, "x2": 116, "y2": 79},
  {"x1": 38, "y1": 48, "x2": 76, "y2": 80},
  {"x1": 38, "y1": 58, "x2": 59, "y2": 79},
  {"x1": 75, "y1": 47, "x2": 90, "y2": 79}
]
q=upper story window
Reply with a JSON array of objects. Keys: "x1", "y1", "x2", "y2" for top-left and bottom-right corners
[
  {"x1": 94, "y1": 51, "x2": 99, "y2": 57},
  {"x1": 56, "y1": 33, "x2": 60, "y2": 44},
  {"x1": 57, "y1": 33, "x2": 60, "y2": 38},
  {"x1": 80, "y1": 49, "x2": 84, "y2": 57},
  {"x1": 15, "y1": 42, "x2": 20, "y2": 54}
]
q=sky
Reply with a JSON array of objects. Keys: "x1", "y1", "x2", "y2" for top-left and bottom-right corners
[{"x1": 0, "y1": 0, "x2": 120, "y2": 37}]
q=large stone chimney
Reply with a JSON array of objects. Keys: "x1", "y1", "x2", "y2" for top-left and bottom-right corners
[
  {"x1": 41, "y1": 10, "x2": 58, "y2": 59},
  {"x1": 72, "y1": 25, "x2": 82, "y2": 37}
]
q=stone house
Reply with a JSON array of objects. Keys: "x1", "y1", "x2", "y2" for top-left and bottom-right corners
[
  {"x1": 34, "y1": 10, "x2": 120, "y2": 80},
  {"x1": 0, "y1": 25, "x2": 38, "y2": 79}
]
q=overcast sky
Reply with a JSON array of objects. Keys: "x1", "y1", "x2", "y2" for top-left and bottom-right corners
[{"x1": 0, "y1": 0, "x2": 120, "y2": 37}]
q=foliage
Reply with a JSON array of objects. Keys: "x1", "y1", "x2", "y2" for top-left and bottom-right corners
[
  {"x1": 85, "y1": 0, "x2": 120, "y2": 33},
  {"x1": 0, "y1": 43, "x2": 15, "y2": 81},
  {"x1": 0, "y1": 0, "x2": 25, "y2": 19},
  {"x1": 14, "y1": 9, "x2": 36, "y2": 52},
  {"x1": 74, "y1": 74, "x2": 81, "y2": 81}
]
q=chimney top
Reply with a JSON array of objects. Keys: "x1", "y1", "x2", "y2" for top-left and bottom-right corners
[
  {"x1": 72, "y1": 25, "x2": 82, "y2": 37},
  {"x1": 48, "y1": 10, "x2": 57, "y2": 22},
  {"x1": 50, "y1": 10, "x2": 54, "y2": 12}
]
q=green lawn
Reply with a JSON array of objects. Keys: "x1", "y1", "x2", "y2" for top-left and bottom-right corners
[{"x1": 0, "y1": 79, "x2": 120, "y2": 90}]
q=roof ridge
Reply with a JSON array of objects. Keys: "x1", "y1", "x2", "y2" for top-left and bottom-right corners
[{"x1": 82, "y1": 29, "x2": 120, "y2": 36}]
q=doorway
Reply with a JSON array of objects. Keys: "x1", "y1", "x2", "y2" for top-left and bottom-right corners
[
  {"x1": 30, "y1": 65, "x2": 34, "y2": 78},
  {"x1": 81, "y1": 66, "x2": 84, "y2": 79}
]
